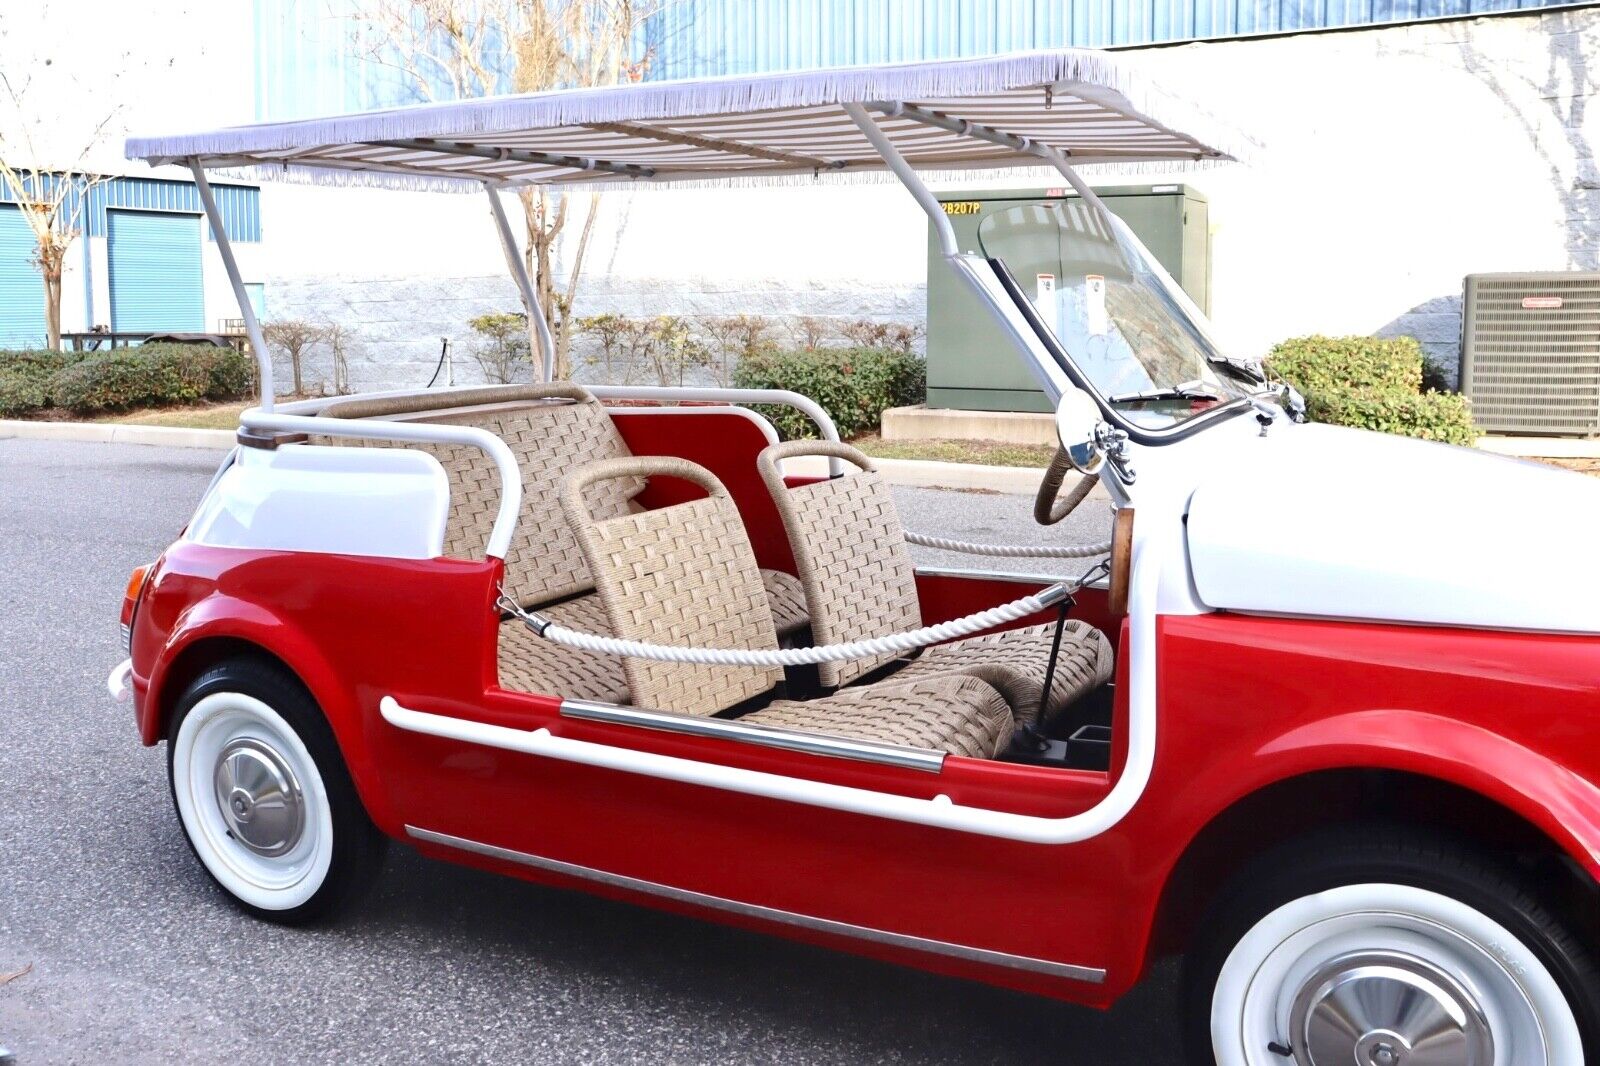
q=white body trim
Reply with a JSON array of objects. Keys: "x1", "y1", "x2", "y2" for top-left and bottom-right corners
[{"x1": 187, "y1": 444, "x2": 450, "y2": 559}]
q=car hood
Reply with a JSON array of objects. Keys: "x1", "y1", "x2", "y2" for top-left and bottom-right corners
[{"x1": 1183, "y1": 422, "x2": 1600, "y2": 634}]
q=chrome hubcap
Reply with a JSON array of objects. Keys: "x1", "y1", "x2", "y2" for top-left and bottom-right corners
[
  {"x1": 213, "y1": 738, "x2": 304, "y2": 857},
  {"x1": 1290, "y1": 951, "x2": 1493, "y2": 1066}
]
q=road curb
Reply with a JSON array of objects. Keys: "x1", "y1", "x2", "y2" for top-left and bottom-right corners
[
  {"x1": 0, "y1": 420, "x2": 234, "y2": 449},
  {"x1": 0, "y1": 418, "x2": 1080, "y2": 495}
]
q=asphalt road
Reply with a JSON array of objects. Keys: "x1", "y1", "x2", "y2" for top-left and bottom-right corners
[{"x1": 0, "y1": 438, "x2": 1172, "y2": 1066}]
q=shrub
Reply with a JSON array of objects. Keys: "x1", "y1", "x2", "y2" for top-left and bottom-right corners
[
  {"x1": 1267, "y1": 333, "x2": 1476, "y2": 445},
  {"x1": 1267, "y1": 335, "x2": 1424, "y2": 397},
  {"x1": 47, "y1": 344, "x2": 253, "y2": 414},
  {"x1": 0, "y1": 349, "x2": 83, "y2": 415},
  {"x1": 1308, "y1": 388, "x2": 1478, "y2": 447},
  {"x1": 733, "y1": 347, "x2": 926, "y2": 438}
]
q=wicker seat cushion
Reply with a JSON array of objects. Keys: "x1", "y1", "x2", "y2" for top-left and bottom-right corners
[
  {"x1": 757, "y1": 439, "x2": 1112, "y2": 728},
  {"x1": 496, "y1": 569, "x2": 808, "y2": 699},
  {"x1": 892, "y1": 620, "x2": 1115, "y2": 729},
  {"x1": 748, "y1": 673, "x2": 1014, "y2": 759}
]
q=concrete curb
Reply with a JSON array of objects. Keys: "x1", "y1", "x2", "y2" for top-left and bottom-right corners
[
  {"x1": 1478, "y1": 435, "x2": 1600, "y2": 459},
  {"x1": 0, "y1": 420, "x2": 235, "y2": 450},
  {"x1": 0, "y1": 418, "x2": 1070, "y2": 496}
]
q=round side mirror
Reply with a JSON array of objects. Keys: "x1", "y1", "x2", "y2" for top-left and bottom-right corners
[{"x1": 1054, "y1": 387, "x2": 1107, "y2": 475}]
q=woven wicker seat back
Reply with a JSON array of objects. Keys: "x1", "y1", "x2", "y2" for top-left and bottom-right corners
[
  {"x1": 563, "y1": 456, "x2": 783, "y2": 715},
  {"x1": 756, "y1": 440, "x2": 920, "y2": 688},
  {"x1": 317, "y1": 383, "x2": 643, "y2": 605}
]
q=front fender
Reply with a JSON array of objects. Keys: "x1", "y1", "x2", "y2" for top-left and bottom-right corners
[
  {"x1": 141, "y1": 591, "x2": 402, "y2": 834},
  {"x1": 1253, "y1": 709, "x2": 1600, "y2": 880}
]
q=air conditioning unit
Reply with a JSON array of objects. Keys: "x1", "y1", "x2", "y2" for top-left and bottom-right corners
[{"x1": 1462, "y1": 272, "x2": 1600, "y2": 436}]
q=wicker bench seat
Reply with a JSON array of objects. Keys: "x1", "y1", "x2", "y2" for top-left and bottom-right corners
[
  {"x1": 560, "y1": 455, "x2": 1015, "y2": 759},
  {"x1": 317, "y1": 384, "x2": 809, "y2": 702}
]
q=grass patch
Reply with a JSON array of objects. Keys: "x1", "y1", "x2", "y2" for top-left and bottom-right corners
[
  {"x1": 853, "y1": 433, "x2": 1055, "y2": 468},
  {"x1": 95, "y1": 401, "x2": 250, "y2": 430}
]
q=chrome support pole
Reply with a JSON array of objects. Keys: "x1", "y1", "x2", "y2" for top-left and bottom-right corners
[
  {"x1": 191, "y1": 160, "x2": 273, "y2": 410},
  {"x1": 486, "y1": 185, "x2": 555, "y2": 382}
]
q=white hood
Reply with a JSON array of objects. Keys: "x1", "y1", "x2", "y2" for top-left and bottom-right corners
[{"x1": 1183, "y1": 423, "x2": 1600, "y2": 634}]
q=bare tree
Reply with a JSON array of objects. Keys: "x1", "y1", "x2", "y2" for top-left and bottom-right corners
[
  {"x1": 354, "y1": 0, "x2": 661, "y2": 379},
  {"x1": 262, "y1": 320, "x2": 328, "y2": 397},
  {"x1": 0, "y1": 18, "x2": 131, "y2": 351}
]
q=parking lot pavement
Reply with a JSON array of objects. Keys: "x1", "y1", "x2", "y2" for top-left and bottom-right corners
[{"x1": 0, "y1": 438, "x2": 1174, "y2": 1065}]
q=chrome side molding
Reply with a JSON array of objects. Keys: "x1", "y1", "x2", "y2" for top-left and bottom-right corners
[
  {"x1": 407, "y1": 825, "x2": 1106, "y2": 985},
  {"x1": 561, "y1": 699, "x2": 946, "y2": 773}
]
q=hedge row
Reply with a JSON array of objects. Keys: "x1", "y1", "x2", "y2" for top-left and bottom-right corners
[
  {"x1": 1266, "y1": 335, "x2": 1476, "y2": 446},
  {"x1": 0, "y1": 344, "x2": 254, "y2": 417},
  {"x1": 732, "y1": 346, "x2": 926, "y2": 438}
]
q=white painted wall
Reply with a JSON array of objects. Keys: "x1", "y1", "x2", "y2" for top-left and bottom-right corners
[{"x1": 257, "y1": 7, "x2": 1598, "y2": 394}]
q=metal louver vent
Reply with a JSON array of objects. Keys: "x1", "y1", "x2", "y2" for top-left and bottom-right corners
[{"x1": 1462, "y1": 272, "x2": 1600, "y2": 436}]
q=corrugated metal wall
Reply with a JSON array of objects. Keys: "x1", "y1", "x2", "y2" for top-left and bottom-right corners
[
  {"x1": 640, "y1": 0, "x2": 1569, "y2": 79},
  {"x1": 0, "y1": 176, "x2": 261, "y2": 243}
]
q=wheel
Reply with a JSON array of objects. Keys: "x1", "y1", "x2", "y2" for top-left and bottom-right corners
[
  {"x1": 1185, "y1": 826, "x2": 1600, "y2": 1066},
  {"x1": 166, "y1": 659, "x2": 386, "y2": 923}
]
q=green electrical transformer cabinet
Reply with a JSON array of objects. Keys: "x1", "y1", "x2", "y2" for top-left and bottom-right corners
[{"x1": 926, "y1": 184, "x2": 1211, "y2": 412}]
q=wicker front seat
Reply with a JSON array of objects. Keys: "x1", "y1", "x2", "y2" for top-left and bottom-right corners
[
  {"x1": 560, "y1": 455, "x2": 1014, "y2": 759},
  {"x1": 317, "y1": 383, "x2": 809, "y2": 700},
  {"x1": 756, "y1": 439, "x2": 1114, "y2": 729}
]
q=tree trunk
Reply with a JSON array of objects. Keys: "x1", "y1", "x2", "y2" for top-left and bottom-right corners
[{"x1": 43, "y1": 274, "x2": 61, "y2": 352}]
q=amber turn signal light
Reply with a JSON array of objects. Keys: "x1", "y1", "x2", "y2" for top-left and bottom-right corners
[{"x1": 121, "y1": 564, "x2": 151, "y2": 650}]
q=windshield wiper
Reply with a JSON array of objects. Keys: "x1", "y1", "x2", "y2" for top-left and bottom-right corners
[{"x1": 1105, "y1": 383, "x2": 1220, "y2": 404}]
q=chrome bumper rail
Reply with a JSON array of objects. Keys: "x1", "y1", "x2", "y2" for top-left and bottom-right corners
[{"x1": 561, "y1": 699, "x2": 946, "y2": 774}]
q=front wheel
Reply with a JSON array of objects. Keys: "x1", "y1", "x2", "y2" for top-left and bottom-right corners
[
  {"x1": 167, "y1": 659, "x2": 386, "y2": 923},
  {"x1": 1185, "y1": 828, "x2": 1599, "y2": 1066}
]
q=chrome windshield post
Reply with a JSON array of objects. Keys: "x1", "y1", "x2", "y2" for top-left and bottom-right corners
[
  {"x1": 486, "y1": 184, "x2": 555, "y2": 383},
  {"x1": 190, "y1": 160, "x2": 273, "y2": 411}
]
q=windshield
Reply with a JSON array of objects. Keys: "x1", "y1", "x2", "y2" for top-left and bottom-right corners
[{"x1": 977, "y1": 197, "x2": 1260, "y2": 430}]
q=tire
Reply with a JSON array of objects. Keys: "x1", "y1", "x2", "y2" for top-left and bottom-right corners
[
  {"x1": 1183, "y1": 825, "x2": 1600, "y2": 1066},
  {"x1": 166, "y1": 658, "x2": 386, "y2": 924}
]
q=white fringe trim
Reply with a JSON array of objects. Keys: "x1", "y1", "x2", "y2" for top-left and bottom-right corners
[{"x1": 125, "y1": 49, "x2": 1253, "y2": 192}]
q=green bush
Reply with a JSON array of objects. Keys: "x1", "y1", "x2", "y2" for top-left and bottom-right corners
[
  {"x1": 1308, "y1": 388, "x2": 1478, "y2": 447},
  {"x1": 0, "y1": 349, "x2": 83, "y2": 415},
  {"x1": 732, "y1": 346, "x2": 926, "y2": 438},
  {"x1": 1267, "y1": 333, "x2": 1476, "y2": 446},
  {"x1": 46, "y1": 344, "x2": 254, "y2": 414},
  {"x1": 1267, "y1": 335, "x2": 1424, "y2": 397}
]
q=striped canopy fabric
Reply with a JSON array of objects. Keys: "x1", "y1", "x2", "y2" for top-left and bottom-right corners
[{"x1": 126, "y1": 50, "x2": 1248, "y2": 192}]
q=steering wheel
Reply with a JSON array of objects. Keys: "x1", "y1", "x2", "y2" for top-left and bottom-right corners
[{"x1": 1034, "y1": 446, "x2": 1099, "y2": 526}]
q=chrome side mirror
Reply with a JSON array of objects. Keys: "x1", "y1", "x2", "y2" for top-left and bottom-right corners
[{"x1": 1055, "y1": 387, "x2": 1108, "y2": 475}]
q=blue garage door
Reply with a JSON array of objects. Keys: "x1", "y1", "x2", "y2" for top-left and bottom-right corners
[
  {"x1": 0, "y1": 205, "x2": 46, "y2": 348},
  {"x1": 108, "y1": 210, "x2": 204, "y2": 332}
]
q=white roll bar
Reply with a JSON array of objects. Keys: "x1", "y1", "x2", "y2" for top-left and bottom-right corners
[
  {"x1": 191, "y1": 161, "x2": 273, "y2": 411},
  {"x1": 381, "y1": 526, "x2": 1156, "y2": 845},
  {"x1": 238, "y1": 408, "x2": 524, "y2": 560}
]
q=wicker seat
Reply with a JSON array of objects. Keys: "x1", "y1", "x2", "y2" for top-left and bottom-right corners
[
  {"x1": 318, "y1": 384, "x2": 810, "y2": 698},
  {"x1": 756, "y1": 439, "x2": 1114, "y2": 729},
  {"x1": 561, "y1": 455, "x2": 1014, "y2": 758}
]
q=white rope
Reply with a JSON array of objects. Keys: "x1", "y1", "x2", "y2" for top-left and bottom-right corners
[
  {"x1": 516, "y1": 580, "x2": 1090, "y2": 668},
  {"x1": 904, "y1": 531, "x2": 1113, "y2": 558}
]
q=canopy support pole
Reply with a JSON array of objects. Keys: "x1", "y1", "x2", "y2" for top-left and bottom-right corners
[
  {"x1": 486, "y1": 185, "x2": 555, "y2": 382},
  {"x1": 842, "y1": 103, "x2": 957, "y2": 259},
  {"x1": 191, "y1": 160, "x2": 273, "y2": 410}
]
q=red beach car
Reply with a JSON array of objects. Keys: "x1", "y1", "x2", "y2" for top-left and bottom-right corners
[{"x1": 112, "y1": 52, "x2": 1600, "y2": 1065}]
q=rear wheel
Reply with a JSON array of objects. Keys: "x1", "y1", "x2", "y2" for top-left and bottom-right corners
[
  {"x1": 167, "y1": 659, "x2": 386, "y2": 923},
  {"x1": 1184, "y1": 827, "x2": 1599, "y2": 1065}
]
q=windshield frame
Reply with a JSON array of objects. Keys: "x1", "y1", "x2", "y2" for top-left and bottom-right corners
[{"x1": 985, "y1": 254, "x2": 1274, "y2": 445}]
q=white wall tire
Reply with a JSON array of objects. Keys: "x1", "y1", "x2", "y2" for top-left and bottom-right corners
[
  {"x1": 166, "y1": 660, "x2": 385, "y2": 923},
  {"x1": 1185, "y1": 828, "x2": 1599, "y2": 1066}
]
